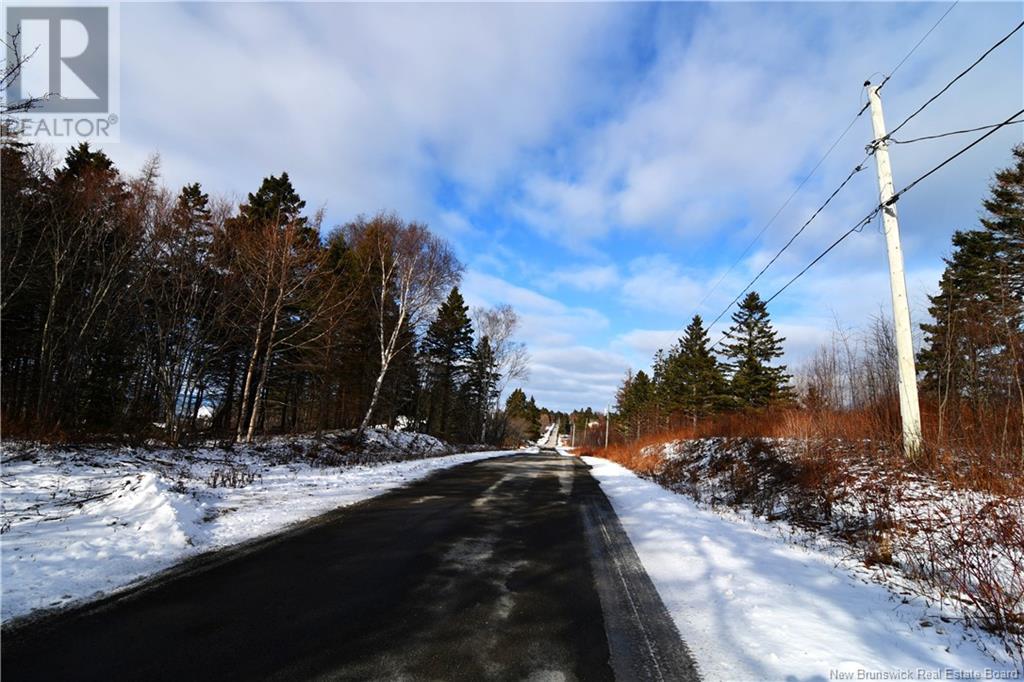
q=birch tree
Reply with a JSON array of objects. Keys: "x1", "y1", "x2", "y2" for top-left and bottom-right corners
[{"x1": 346, "y1": 213, "x2": 461, "y2": 438}]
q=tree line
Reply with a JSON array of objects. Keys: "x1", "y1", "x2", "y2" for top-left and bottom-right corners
[
  {"x1": 612, "y1": 291, "x2": 792, "y2": 440},
  {"x1": 611, "y1": 143, "x2": 1023, "y2": 456},
  {"x1": 1, "y1": 141, "x2": 530, "y2": 446}
]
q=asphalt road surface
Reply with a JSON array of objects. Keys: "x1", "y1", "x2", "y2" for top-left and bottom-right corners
[{"x1": 2, "y1": 452, "x2": 699, "y2": 681}]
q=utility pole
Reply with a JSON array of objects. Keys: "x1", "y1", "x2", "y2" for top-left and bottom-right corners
[
  {"x1": 570, "y1": 419, "x2": 576, "y2": 448},
  {"x1": 604, "y1": 405, "x2": 610, "y2": 449},
  {"x1": 866, "y1": 82, "x2": 923, "y2": 456}
]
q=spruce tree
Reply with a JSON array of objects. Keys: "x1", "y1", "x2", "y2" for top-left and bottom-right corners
[
  {"x1": 461, "y1": 336, "x2": 500, "y2": 443},
  {"x1": 421, "y1": 287, "x2": 474, "y2": 439},
  {"x1": 615, "y1": 370, "x2": 655, "y2": 438},
  {"x1": 505, "y1": 388, "x2": 530, "y2": 417},
  {"x1": 982, "y1": 144, "x2": 1024, "y2": 300},
  {"x1": 505, "y1": 388, "x2": 541, "y2": 442},
  {"x1": 721, "y1": 292, "x2": 792, "y2": 408},
  {"x1": 919, "y1": 144, "x2": 1024, "y2": 403},
  {"x1": 236, "y1": 172, "x2": 307, "y2": 228},
  {"x1": 662, "y1": 315, "x2": 728, "y2": 424}
]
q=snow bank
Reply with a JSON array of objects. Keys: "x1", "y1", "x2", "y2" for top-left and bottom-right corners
[
  {"x1": 642, "y1": 436, "x2": 1024, "y2": 658},
  {"x1": 1, "y1": 438, "x2": 512, "y2": 622},
  {"x1": 583, "y1": 455, "x2": 1017, "y2": 681}
]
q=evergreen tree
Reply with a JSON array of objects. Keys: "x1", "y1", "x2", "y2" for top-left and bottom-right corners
[
  {"x1": 461, "y1": 336, "x2": 500, "y2": 443},
  {"x1": 721, "y1": 292, "x2": 792, "y2": 408},
  {"x1": 421, "y1": 287, "x2": 475, "y2": 439},
  {"x1": 919, "y1": 144, "x2": 1024, "y2": 403},
  {"x1": 55, "y1": 142, "x2": 119, "y2": 185},
  {"x1": 505, "y1": 388, "x2": 530, "y2": 416},
  {"x1": 0, "y1": 141, "x2": 532, "y2": 445},
  {"x1": 172, "y1": 183, "x2": 213, "y2": 236},
  {"x1": 615, "y1": 370, "x2": 655, "y2": 438},
  {"x1": 235, "y1": 172, "x2": 307, "y2": 228},
  {"x1": 505, "y1": 388, "x2": 541, "y2": 442},
  {"x1": 662, "y1": 315, "x2": 728, "y2": 424},
  {"x1": 983, "y1": 144, "x2": 1024, "y2": 300}
]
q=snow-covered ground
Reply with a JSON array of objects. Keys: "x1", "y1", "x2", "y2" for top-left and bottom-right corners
[
  {"x1": 582, "y1": 455, "x2": 1018, "y2": 681},
  {"x1": 1, "y1": 433, "x2": 513, "y2": 623}
]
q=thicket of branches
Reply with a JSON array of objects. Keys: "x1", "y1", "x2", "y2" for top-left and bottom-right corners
[{"x1": 0, "y1": 140, "x2": 529, "y2": 446}]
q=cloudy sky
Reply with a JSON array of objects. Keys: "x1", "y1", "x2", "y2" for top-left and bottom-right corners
[{"x1": 99, "y1": 1, "x2": 1022, "y2": 411}]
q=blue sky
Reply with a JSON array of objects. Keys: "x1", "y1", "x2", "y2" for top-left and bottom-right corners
[{"x1": 100, "y1": 1, "x2": 1023, "y2": 411}]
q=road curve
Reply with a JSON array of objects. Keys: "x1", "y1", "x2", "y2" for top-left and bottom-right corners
[{"x1": 2, "y1": 452, "x2": 699, "y2": 681}]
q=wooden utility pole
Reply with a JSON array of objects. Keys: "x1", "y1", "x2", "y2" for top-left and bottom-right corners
[
  {"x1": 866, "y1": 82, "x2": 923, "y2": 455},
  {"x1": 604, "y1": 406, "x2": 610, "y2": 449}
]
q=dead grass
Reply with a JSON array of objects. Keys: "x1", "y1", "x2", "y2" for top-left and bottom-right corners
[{"x1": 580, "y1": 402, "x2": 1022, "y2": 496}]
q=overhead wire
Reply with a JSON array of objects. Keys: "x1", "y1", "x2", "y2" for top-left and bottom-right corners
[
  {"x1": 707, "y1": 107, "x2": 1024, "y2": 350},
  {"x1": 890, "y1": 118, "x2": 1024, "y2": 145},
  {"x1": 685, "y1": 110, "x2": 865, "y2": 329},
  {"x1": 881, "y1": 19, "x2": 1024, "y2": 143},
  {"x1": 704, "y1": 153, "x2": 872, "y2": 330},
  {"x1": 876, "y1": 0, "x2": 960, "y2": 93},
  {"x1": 690, "y1": 1, "x2": 964, "y2": 335},
  {"x1": 681, "y1": 4, "x2": 1018, "y2": 349}
]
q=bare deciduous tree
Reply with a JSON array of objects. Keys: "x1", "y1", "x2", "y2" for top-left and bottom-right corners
[
  {"x1": 472, "y1": 304, "x2": 529, "y2": 440},
  {"x1": 346, "y1": 213, "x2": 461, "y2": 438}
]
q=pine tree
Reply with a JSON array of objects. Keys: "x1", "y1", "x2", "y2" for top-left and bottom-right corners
[
  {"x1": 421, "y1": 287, "x2": 475, "y2": 439},
  {"x1": 56, "y1": 142, "x2": 119, "y2": 184},
  {"x1": 505, "y1": 388, "x2": 530, "y2": 416},
  {"x1": 721, "y1": 292, "x2": 792, "y2": 408},
  {"x1": 662, "y1": 315, "x2": 728, "y2": 424}
]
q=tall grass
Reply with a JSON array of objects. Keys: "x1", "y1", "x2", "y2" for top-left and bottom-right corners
[{"x1": 580, "y1": 399, "x2": 1022, "y2": 496}]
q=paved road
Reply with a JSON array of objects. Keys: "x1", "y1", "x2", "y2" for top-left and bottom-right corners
[
  {"x1": 539, "y1": 424, "x2": 560, "y2": 448},
  {"x1": 2, "y1": 452, "x2": 698, "y2": 681}
]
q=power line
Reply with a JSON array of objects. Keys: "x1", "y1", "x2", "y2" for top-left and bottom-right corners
[
  {"x1": 856, "y1": 1, "x2": 959, "y2": 115},
  {"x1": 890, "y1": 118, "x2": 1024, "y2": 145},
  {"x1": 763, "y1": 211, "x2": 878, "y2": 308},
  {"x1": 686, "y1": 8, "x2": 1010, "y2": 341},
  {"x1": 693, "y1": 2, "x2": 962, "y2": 332},
  {"x1": 889, "y1": 107, "x2": 1024, "y2": 204},
  {"x1": 687, "y1": 110, "x2": 865, "y2": 328},
  {"x1": 709, "y1": 107, "x2": 1024, "y2": 350},
  {"x1": 704, "y1": 154, "x2": 871, "y2": 330},
  {"x1": 876, "y1": 0, "x2": 960, "y2": 93},
  {"x1": 882, "y1": 19, "x2": 1024, "y2": 143}
]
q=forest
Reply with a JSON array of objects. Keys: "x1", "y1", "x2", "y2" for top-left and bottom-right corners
[{"x1": 0, "y1": 141, "x2": 537, "y2": 447}]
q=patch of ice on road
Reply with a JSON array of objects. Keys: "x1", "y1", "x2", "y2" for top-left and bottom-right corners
[
  {"x1": 583, "y1": 455, "x2": 1016, "y2": 681},
  {"x1": 1, "y1": 445, "x2": 512, "y2": 622}
]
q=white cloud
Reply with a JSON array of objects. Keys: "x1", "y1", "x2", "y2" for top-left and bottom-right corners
[
  {"x1": 511, "y1": 2, "x2": 1023, "y2": 268},
  {"x1": 619, "y1": 255, "x2": 705, "y2": 315},
  {"x1": 548, "y1": 264, "x2": 620, "y2": 292},
  {"x1": 461, "y1": 270, "x2": 618, "y2": 409},
  {"x1": 513, "y1": 346, "x2": 632, "y2": 412},
  {"x1": 106, "y1": 3, "x2": 625, "y2": 225},
  {"x1": 614, "y1": 329, "x2": 681, "y2": 359},
  {"x1": 84, "y1": 2, "x2": 1020, "y2": 413}
]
